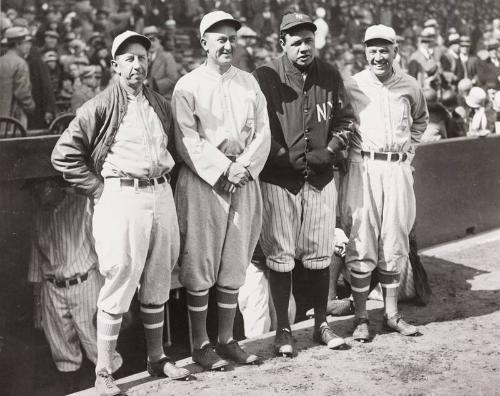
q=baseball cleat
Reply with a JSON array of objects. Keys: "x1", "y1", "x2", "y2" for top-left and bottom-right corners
[
  {"x1": 192, "y1": 343, "x2": 229, "y2": 370},
  {"x1": 384, "y1": 312, "x2": 420, "y2": 336},
  {"x1": 216, "y1": 340, "x2": 259, "y2": 364},
  {"x1": 274, "y1": 327, "x2": 296, "y2": 357},
  {"x1": 95, "y1": 370, "x2": 121, "y2": 396},
  {"x1": 313, "y1": 323, "x2": 347, "y2": 349},
  {"x1": 147, "y1": 356, "x2": 190, "y2": 380},
  {"x1": 352, "y1": 317, "x2": 370, "y2": 342}
]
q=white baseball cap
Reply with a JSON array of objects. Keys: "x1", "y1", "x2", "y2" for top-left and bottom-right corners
[
  {"x1": 199, "y1": 11, "x2": 241, "y2": 37},
  {"x1": 364, "y1": 24, "x2": 396, "y2": 44},
  {"x1": 111, "y1": 30, "x2": 151, "y2": 59}
]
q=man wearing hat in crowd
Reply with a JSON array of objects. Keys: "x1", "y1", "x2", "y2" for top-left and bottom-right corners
[
  {"x1": 52, "y1": 30, "x2": 190, "y2": 395},
  {"x1": 143, "y1": 25, "x2": 179, "y2": 100},
  {"x1": 21, "y1": 5, "x2": 40, "y2": 37},
  {"x1": 440, "y1": 32, "x2": 463, "y2": 87},
  {"x1": 477, "y1": 39, "x2": 500, "y2": 89},
  {"x1": 42, "y1": 30, "x2": 60, "y2": 54},
  {"x1": 408, "y1": 26, "x2": 440, "y2": 88},
  {"x1": 42, "y1": 50, "x2": 63, "y2": 96},
  {"x1": 0, "y1": 26, "x2": 35, "y2": 128},
  {"x1": 458, "y1": 36, "x2": 478, "y2": 83},
  {"x1": 253, "y1": 11, "x2": 354, "y2": 356},
  {"x1": 172, "y1": 10, "x2": 270, "y2": 370},
  {"x1": 71, "y1": 66, "x2": 98, "y2": 112},
  {"x1": 341, "y1": 24, "x2": 428, "y2": 342}
]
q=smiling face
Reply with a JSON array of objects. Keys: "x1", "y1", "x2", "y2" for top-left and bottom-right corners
[
  {"x1": 281, "y1": 27, "x2": 315, "y2": 69},
  {"x1": 111, "y1": 41, "x2": 148, "y2": 91},
  {"x1": 201, "y1": 24, "x2": 237, "y2": 70},
  {"x1": 365, "y1": 39, "x2": 397, "y2": 82}
]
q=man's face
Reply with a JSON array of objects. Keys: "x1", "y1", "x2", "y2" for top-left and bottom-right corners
[
  {"x1": 112, "y1": 42, "x2": 149, "y2": 90},
  {"x1": 46, "y1": 60, "x2": 57, "y2": 70},
  {"x1": 280, "y1": 27, "x2": 315, "y2": 69},
  {"x1": 146, "y1": 34, "x2": 161, "y2": 51},
  {"x1": 83, "y1": 75, "x2": 98, "y2": 89},
  {"x1": 201, "y1": 24, "x2": 237, "y2": 68},
  {"x1": 460, "y1": 45, "x2": 470, "y2": 55},
  {"x1": 365, "y1": 40, "x2": 397, "y2": 81},
  {"x1": 450, "y1": 43, "x2": 460, "y2": 54},
  {"x1": 18, "y1": 40, "x2": 32, "y2": 58},
  {"x1": 45, "y1": 36, "x2": 58, "y2": 49}
]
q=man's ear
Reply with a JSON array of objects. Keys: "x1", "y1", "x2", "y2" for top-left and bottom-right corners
[
  {"x1": 111, "y1": 59, "x2": 119, "y2": 74},
  {"x1": 200, "y1": 36, "x2": 208, "y2": 53},
  {"x1": 279, "y1": 38, "x2": 285, "y2": 50}
]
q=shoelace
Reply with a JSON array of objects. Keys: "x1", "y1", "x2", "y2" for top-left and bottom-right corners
[{"x1": 102, "y1": 375, "x2": 116, "y2": 388}]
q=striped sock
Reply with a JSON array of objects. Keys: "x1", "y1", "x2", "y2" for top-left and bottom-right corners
[
  {"x1": 187, "y1": 289, "x2": 209, "y2": 350},
  {"x1": 378, "y1": 269, "x2": 400, "y2": 318},
  {"x1": 140, "y1": 303, "x2": 165, "y2": 362},
  {"x1": 216, "y1": 286, "x2": 239, "y2": 344},
  {"x1": 350, "y1": 269, "x2": 372, "y2": 319},
  {"x1": 96, "y1": 310, "x2": 122, "y2": 374}
]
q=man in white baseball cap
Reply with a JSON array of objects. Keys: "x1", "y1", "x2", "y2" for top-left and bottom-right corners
[
  {"x1": 341, "y1": 24, "x2": 428, "y2": 342},
  {"x1": 172, "y1": 10, "x2": 270, "y2": 370},
  {"x1": 52, "y1": 29, "x2": 190, "y2": 395}
]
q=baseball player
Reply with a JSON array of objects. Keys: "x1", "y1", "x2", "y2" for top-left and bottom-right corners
[
  {"x1": 341, "y1": 25, "x2": 428, "y2": 342},
  {"x1": 172, "y1": 11, "x2": 270, "y2": 370},
  {"x1": 28, "y1": 178, "x2": 122, "y2": 394},
  {"x1": 253, "y1": 11, "x2": 355, "y2": 356},
  {"x1": 52, "y1": 30, "x2": 189, "y2": 396}
]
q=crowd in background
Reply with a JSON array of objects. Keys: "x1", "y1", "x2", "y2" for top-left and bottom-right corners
[{"x1": 1, "y1": 0, "x2": 500, "y2": 131}]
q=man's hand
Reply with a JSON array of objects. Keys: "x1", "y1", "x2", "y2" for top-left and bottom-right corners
[
  {"x1": 33, "y1": 283, "x2": 42, "y2": 330},
  {"x1": 44, "y1": 112, "x2": 54, "y2": 126},
  {"x1": 221, "y1": 179, "x2": 237, "y2": 194},
  {"x1": 225, "y1": 162, "x2": 250, "y2": 187}
]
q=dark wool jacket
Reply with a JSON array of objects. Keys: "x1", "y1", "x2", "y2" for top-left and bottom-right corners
[
  {"x1": 253, "y1": 54, "x2": 354, "y2": 194},
  {"x1": 51, "y1": 81, "x2": 175, "y2": 198}
]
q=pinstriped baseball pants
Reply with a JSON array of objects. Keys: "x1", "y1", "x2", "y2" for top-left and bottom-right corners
[
  {"x1": 41, "y1": 269, "x2": 122, "y2": 372},
  {"x1": 260, "y1": 180, "x2": 337, "y2": 272}
]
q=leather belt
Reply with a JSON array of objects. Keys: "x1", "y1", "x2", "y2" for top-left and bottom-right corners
[
  {"x1": 119, "y1": 175, "x2": 170, "y2": 188},
  {"x1": 46, "y1": 272, "x2": 89, "y2": 288},
  {"x1": 361, "y1": 151, "x2": 408, "y2": 162}
]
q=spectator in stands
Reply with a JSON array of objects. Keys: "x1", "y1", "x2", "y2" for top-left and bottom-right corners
[
  {"x1": 465, "y1": 86, "x2": 491, "y2": 136},
  {"x1": 421, "y1": 87, "x2": 449, "y2": 142},
  {"x1": 21, "y1": 5, "x2": 40, "y2": 37},
  {"x1": 42, "y1": 51, "x2": 63, "y2": 98},
  {"x1": 252, "y1": 2, "x2": 279, "y2": 38},
  {"x1": 458, "y1": 36, "x2": 478, "y2": 82},
  {"x1": 441, "y1": 33, "x2": 462, "y2": 87},
  {"x1": 409, "y1": 27, "x2": 439, "y2": 88},
  {"x1": 477, "y1": 39, "x2": 500, "y2": 89},
  {"x1": 71, "y1": 66, "x2": 98, "y2": 112},
  {"x1": 314, "y1": 7, "x2": 329, "y2": 53},
  {"x1": 492, "y1": 91, "x2": 500, "y2": 133},
  {"x1": 0, "y1": 26, "x2": 35, "y2": 128},
  {"x1": 143, "y1": 25, "x2": 179, "y2": 100},
  {"x1": 441, "y1": 89, "x2": 468, "y2": 138},
  {"x1": 41, "y1": 30, "x2": 60, "y2": 55}
]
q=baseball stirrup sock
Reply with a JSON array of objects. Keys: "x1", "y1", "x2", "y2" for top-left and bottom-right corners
[
  {"x1": 307, "y1": 267, "x2": 330, "y2": 329},
  {"x1": 350, "y1": 269, "x2": 372, "y2": 319},
  {"x1": 378, "y1": 269, "x2": 400, "y2": 318},
  {"x1": 269, "y1": 270, "x2": 292, "y2": 330},
  {"x1": 140, "y1": 303, "x2": 165, "y2": 362},
  {"x1": 216, "y1": 286, "x2": 239, "y2": 344},
  {"x1": 187, "y1": 289, "x2": 209, "y2": 349},
  {"x1": 96, "y1": 310, "x2": 122, "y2": 374}
]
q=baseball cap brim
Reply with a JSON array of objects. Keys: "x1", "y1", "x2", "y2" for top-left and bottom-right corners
[
  {"x1": 112, "y1": 31, "x2": 151, "y2": 59},
  {"x1": 201, "y1": 18, "x2": 241, "y2": 37}
]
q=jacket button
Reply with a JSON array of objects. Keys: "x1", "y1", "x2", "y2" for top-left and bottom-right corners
[{"x1": 304, "y1": 108, "x2": 308, "y2": 113}]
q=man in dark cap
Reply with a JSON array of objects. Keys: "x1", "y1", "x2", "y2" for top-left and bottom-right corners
[
  {"x1": 253, "y1": 11, "x2": 354, "y2": 357},
  {"x1": 52, "y1": 30, "x2": 190, "y2": 395},
  {"x1": 477, "y1": 39, "x2": 500, "y2": 89}
]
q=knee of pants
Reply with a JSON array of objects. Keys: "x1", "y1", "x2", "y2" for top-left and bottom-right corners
[{"x1": 266, "y1": 258, "x2": 295, "y2": 273}]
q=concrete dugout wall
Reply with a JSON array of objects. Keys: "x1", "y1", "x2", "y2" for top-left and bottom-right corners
[{"x1": 413, "y1": 134, "x2": 500, "y2": 247}]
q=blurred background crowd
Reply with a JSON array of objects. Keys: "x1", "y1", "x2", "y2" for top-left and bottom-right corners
[{"x1": 1, "y1": 0, "x2": 500, "y2": 136}]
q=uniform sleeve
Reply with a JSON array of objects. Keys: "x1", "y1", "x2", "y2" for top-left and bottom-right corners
[
  {"x1": 172, "y1": 80, "x2": 232, "y2": 186},
  {"x1": 51, "y1": 103, "x2": 103, "y2": 197},
  {"x1": 14, "y1": 61, "x2": 35, "y2": 114},
  {"x1": 328, "y1": 76, "x2": 355, "y2": 153},
  {"x1": 236, "y1": 79, "x2": 271, "y2": 179},
  {"x1": 408, "y1": 84, "x2": 429, "y2": 160}
]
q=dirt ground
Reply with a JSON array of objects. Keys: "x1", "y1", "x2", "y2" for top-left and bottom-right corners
[{"x1": 74, "y1": 231, "x2": 500, "y2": 396}]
